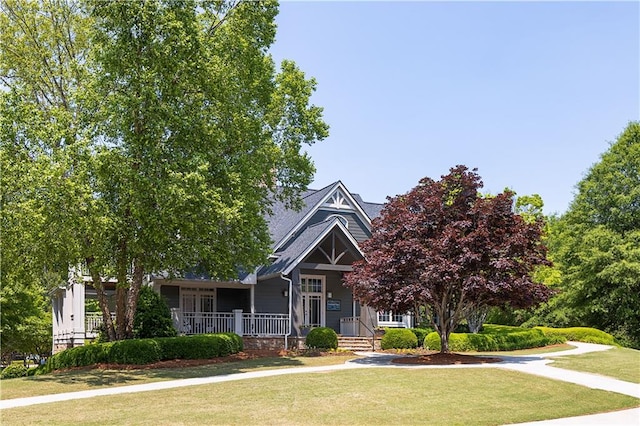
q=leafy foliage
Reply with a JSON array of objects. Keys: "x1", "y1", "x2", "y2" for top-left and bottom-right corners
[
  {"x1": 0, "y1": 363, "x2": 30, "y2": 380},
  {"x1": 424, "y1": 325, "x2": 552, "y2": 352},
  {"x1": 534, "y1": 122, "x2": 640, "y2": 348},
  {"x1": 1, "y1": 0, "x2": 328, "y2": 341},
  {"x1": 344, "y1": 166, "x2": 553, "y2": 352},
  {"x1": 535, "y1": 327, "x2": 616, "y2": 346},
  {"x1": 41, "y1": 333, "x2": 243, "y2": 372},
  {"x1": 305, "y1": 327, "x2": 338, "y2": 350},
  {"x1": 381, "y1": 328, "x2": 418, "y2": 349},
  {"x1": 133, "y1": 286, "x2": 177, "y2": 339}
]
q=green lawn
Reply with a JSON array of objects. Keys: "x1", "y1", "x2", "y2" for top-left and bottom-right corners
[
  {"x1": 0, "y1": 355, "x2": 357, "y2": 400},
  {"x1": 2, "y1": 368, "x2": 638, "y2": 425},
  {"x1": 549, "y1": 346, "x2": 640, "y2": 383}
]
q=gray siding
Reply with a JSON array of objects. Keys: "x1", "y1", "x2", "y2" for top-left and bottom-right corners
[{"x1": 254, "y1": 277, "x2": 290, "y2": 314}]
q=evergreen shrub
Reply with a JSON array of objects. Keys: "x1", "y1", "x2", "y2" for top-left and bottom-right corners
[
  {"x1": 424, "y1": 325, "x2": 552, "y2": 352},
  {"x1": 410, "y1": 328, "x2": 433, "y2": 347},
  {"x1": 381, "y1": 328, "x2": 418, "y2": 350},
  {"x1": 0, "y1": 364, "x2": 29, "y2": 379},
  {"x1": 109, "y1": 339, "x2": 162, "y2": 365},
  {"x1": 305, "y1": 327, "x2": 338, "y2": 350},
  {"x1": 42, "y1": 333, "x2": 243, "y2": 372},
  {"x1": 133, "y1": 286, "x2": 178, "y2": 339},
  {"x1": 535, "y1": 327, "x2": 616, "y2": 345}
]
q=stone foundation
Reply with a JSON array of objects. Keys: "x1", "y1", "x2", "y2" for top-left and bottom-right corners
[{"x1": 242, "y1": 336, "x2": 305, "y2": 351}]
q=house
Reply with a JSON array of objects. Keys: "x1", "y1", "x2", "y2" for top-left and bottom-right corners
[{"x1": 51, "y1": 181, "x2": 413, "y2": 352}]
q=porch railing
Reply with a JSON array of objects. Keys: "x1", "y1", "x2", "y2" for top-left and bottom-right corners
[
  {"x1": 242, "y1": 313, "x2": 289, "y2": 336},
  {"x1": 85, "y1": 310, "x2": 290, "y2": 338},
  {"x1": 85, "y1": 312, "x2": 116, "y2": 336},
  {"x1": 340, "y1": 316, "x2": 360, "y2": 336},
  {"x1": 171, "y1": 309, "x2": 290, "y2": 337},
  {"x1": 180, "y1": 312, "x2": 235, "y2": 335}
]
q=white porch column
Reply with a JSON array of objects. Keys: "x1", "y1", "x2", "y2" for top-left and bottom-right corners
[
  {"x1": 71, "y1": 280, "x2": 86, "y2": 347},
  {"x1": 233, "y1": 309, "x2": 243, "y2": 336}
]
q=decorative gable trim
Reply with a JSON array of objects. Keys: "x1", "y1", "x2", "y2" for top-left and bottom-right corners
[
  {"x1": 272, "y1": 181, "x2": 372, "y2": 252},
  {"x1": 281, "y1": 218, "x2": 363, "y2": 276},
  {"x1": 322, "y1": 189, "x2": 354, "y2": 211}
]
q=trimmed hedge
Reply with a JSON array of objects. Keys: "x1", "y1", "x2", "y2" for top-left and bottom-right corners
[
  {"x1": 424, "y1": 325, "x2": 551, "y2": 352},
  {"x1": 410, "y1": 328, "x2": 433, "y2": 348},
  {"x1": 535, "y1": 326, "x2": 616, "y2": 345},
  {"x1": 41, "y1": 333, "x2": 243, "y2": 373},
  {"x1": 381, "y1": 328, "x2": 418, "y2": 350},
  {"x1": 305, "y1": 327, "x2": 338, "y2": 350},
  {"x1": 1, "y1": 364, "x2": 29, "y2": 379}
]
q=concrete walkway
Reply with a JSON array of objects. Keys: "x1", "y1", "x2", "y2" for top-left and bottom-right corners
[{"x1": 1, "y1": 342, "x2": 638, "y2": 425}]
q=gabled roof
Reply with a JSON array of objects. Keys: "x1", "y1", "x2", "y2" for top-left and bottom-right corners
[
  {"x1": 258, "y1": 216, "x2": 364, "y2": 279},
  {"x1": 267, "y1": 181, "x2": 380, "y2": 252},
  {"x1": 265, "y1": 184, "x2": 335, "y2": 249}
]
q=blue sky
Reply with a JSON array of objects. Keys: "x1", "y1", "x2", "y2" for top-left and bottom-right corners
[{"x1": 269, "y1": 1, "x2": 639, "y2": 215}]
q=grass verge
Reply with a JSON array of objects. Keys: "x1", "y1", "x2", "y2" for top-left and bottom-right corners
[
  {"x1": 549, "y1": 346, "x2": 640, "y2": 383},
  {"x1": 0, "y1": 354, "x2": 357, "y2": 400},
  {"x1": 2, "y1": 368, "x2": 638, "y2": 425}
]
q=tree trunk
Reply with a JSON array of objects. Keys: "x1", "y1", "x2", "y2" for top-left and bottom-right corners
[
  {"x1": 124, "y1": 257, "x2": 144, "y2": 339},
  {"x1": 87, "y1": 260, "x2": 116, "y2": 341},
  {"x1": 115, "y1": 240, "x2": 129, "y2": 340},
  {"x1": 439, "y1": 330, "x2": 450, "y2": 353},
  {"x1": 466, "y1": 305, "x2": 488, "y2": 334}
]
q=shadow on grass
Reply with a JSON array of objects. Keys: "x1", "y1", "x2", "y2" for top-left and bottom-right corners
[{"x1": 30, "y1": 356, "x2": 307, "y2": 388}]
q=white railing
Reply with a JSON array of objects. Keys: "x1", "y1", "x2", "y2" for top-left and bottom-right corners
[
  {"x1": 85, "y1": 312, "x2": 116, "y2": 336},
  {"x1": 377, "y1": 312, "x2": 413, "y2": 329},
  {"x1": 340, "y1": 316, "x2": 360, "y2": 336},
  {"x1": 180, "y1": 312, "x2": 235, "y2": 335},
  {"x1": 242, "y1": 313, "x2": 289, "y2": 336},
  {"x1": 171, "y1": 309, "x2": 290, "y2": 337}
]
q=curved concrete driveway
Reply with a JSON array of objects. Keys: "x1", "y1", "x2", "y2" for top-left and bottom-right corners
[{"x1": 1, "y1": 342, "x2": 638, "y2": 424}]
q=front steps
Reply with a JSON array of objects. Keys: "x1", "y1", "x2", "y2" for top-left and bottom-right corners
[{"x1": 338, "y1": 336, "x2": 381, "y2": 351}]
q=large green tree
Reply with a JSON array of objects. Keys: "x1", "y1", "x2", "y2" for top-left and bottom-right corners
[
  {"x1": 1, "y1": 0, "x2": 328, "y2": 341},
  {"x1": 548, "y1": 122, "x2": 640, "y2": 347}
]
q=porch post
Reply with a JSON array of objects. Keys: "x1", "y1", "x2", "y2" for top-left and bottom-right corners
[
  {"x1": 71, "y1": 280, "x2": 86, "y2": 347},
  {"x1": 233, "y1": 309, "x2": 243, "y2": 336}
]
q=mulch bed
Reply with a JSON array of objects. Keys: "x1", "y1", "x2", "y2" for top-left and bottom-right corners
[
  {"x1": 62, "y1": 349, "x2": 502, "y2": 371},
  {"x1": 92, "y1": 350, "x2": 287, "y2": 370},
  {"x1": 391, "y1": 352, "x2": 503, "y2": 365}
]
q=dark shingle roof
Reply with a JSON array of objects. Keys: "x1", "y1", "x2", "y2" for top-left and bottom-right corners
[
  {"x1": 352, "y1": 193, "x2": 385, "y2": 220},
  {"x1": 265, "y1": 183, "x2": 337, "y2": 248},
  {"x1": 258, "y1": 219, "x2": 336, "y2": 278}
]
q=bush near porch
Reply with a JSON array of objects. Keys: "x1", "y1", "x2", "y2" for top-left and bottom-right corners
[
  {"x1": 35, "y1": 333, "x2": 243, "y2": 374},
  {"x1": 305, "y1": 327, "x2": 338, "y2": 350}
]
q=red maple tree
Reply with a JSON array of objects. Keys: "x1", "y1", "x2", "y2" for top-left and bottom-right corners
[{"x1": 344, "y1": 166, "x2": 553, "y2": 353}]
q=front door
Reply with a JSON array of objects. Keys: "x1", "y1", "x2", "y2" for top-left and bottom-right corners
[
  {"x1": 181, "y1": 287, "x2": 216, "y2": 334},
  {"x1": 301, "y1": 275, "x2": 325, "y2": 328}
]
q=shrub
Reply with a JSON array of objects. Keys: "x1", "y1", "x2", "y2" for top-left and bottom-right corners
[
  {"x1": 305, "y1": 327, "x2": 338, "y2": 350},
  {"x1": 42, "y1": 333, "x2": 243, "y2": 372},
  {"x1": 221, "y1": 332, "x2": 244, "y2": 352},
  {"x1": 1, "y1": 364, "x2": 29, "y2": 379},
  {"x1": 410, "y1": 328, "x2": 433, "y2": 348},
  {"x1": 108, "y1": 339, "x2": 162, "y2": 365},
  {"x1": 424, "y1": 325, "x2": 552, "y2": 352},
  {"x1": 133, "y1": 286, "x2": 178, "y2": 339},
  {"x1": 381, "y1": 328, "x2": 418, "y2": 350},
  {"x1": 535, "y1": 326, "x2": 616, "y2": 345}
]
